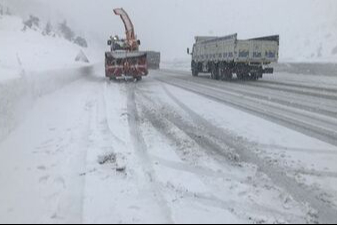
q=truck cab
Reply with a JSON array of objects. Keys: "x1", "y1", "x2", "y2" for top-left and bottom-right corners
[{"x1": 108, "y1": 36, "x2": 127, "y2": 51}]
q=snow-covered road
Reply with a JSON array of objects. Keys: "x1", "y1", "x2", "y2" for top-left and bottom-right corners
[{"x1": 0, "y1": 68, "x2": 337, "y2": 223}]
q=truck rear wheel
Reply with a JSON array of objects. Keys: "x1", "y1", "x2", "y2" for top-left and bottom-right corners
[
  {"x1": 191, "y1": 61, "x2": 199, "y2": 77},
  {"x1": 237, "y1": 73, "x2": 251, "y2": 80},
  {"x1": 222, "y1": 69, "x2": 233, "y2": 81},
  {"x1": 192, "y1": 68, "x2": 199, "y2": 77},
  {"x1": 250, "y1": 73, "x2": 261, "y2": 81},
  {"x1": 237, "y1": 73, "x2": 244, "y2": 80},
  {"x1": 211, "y1": 64, "x2": 220, "y2": 80},
  {"x1": 251, "y1": 73, "x2": 258, "y2": 81},
  {"x1": 218, "y1": 64, "x2": 231, "y2": 81}
]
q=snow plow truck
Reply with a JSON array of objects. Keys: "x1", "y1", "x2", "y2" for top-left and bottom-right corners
[{"x1": 105, "y1": 8, "x2": 148, "y2": 81}]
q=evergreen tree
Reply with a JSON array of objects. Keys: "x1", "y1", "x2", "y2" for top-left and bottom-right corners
[
  {"x1": 23, "y1": 15, "x2": 40, "y2": 29},
  {"x1": 6, "y1": 7, "x2": 11, "y2": 16},
  {"x1": 0, "y1": 4, "x2": 3, "y2": 16},
  {"x1": 58, "y1": 20, "x2": 75, "y2": 41},
  {"x1": 43, "y1": 21, "x2": 53, "y2": 36},
  {"x1": 74, "y1": 36, "x2": 88, "y2": 48}
]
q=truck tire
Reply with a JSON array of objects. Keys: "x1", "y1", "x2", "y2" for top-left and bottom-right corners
[
  {"x1": 218, "y1": 63, "x2": 225, "y2": 80},
  {"x1": 191, "y1": 61, "x2": 199, "y2": 77},
  {"x1": 225, "y1": 72, "x2": 233, "y2": 81},
  {"x1": 237, "y1": 73, "x2": 250, "y2": 80},
  {"x1": 211, "y1": 64, "x2": 220, "y2": 80},
  {"x1": 192, "y1": 68, "x2": 199, "y2": 77},
  {"x1": 237, "y1": 73, "x2": 244, "y2": 80},
  {"x1": 251, "y1": 73, "x2": 258, "y2": 81},
  {"x1": 250, "y1": 72, "x2": 261, "y2": 81},
  {"x1": 222, "y1": 67, "x2": 233, "y2": 81}
]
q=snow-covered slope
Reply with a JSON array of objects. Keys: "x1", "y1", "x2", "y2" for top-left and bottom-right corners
[
  {"x1": 281, "y1": 20, "x2": 337, "y2": 63},
  {"x1": 0, "y1": 14, "x2": 97, "y2": 81},
  {"x1": 0, "y1": 13, "x2": 100, "y2": 144}
]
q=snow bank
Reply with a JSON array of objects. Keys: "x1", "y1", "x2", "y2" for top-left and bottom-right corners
[
  {"x1": 0, "y1": 66, "x2": 95, "y2": 143},
  {"x1": 0, "y1": 14, "x2": 101, "y2": 142}
]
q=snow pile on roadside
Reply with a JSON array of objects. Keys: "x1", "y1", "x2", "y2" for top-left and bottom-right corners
[{"x1": 0, "y1": 66, "x2": 95, "y2": 143}]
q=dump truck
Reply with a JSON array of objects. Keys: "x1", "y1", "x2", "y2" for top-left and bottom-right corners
[
  {"x1": 105, "y1": 8, "x2": 148, "y2": 81},
  {"x1": 187, "y1": 34, "x2": 279, "y2": 80},
  {"x1": 146, "y1": 51, "x2": 161, "y2": 70}
]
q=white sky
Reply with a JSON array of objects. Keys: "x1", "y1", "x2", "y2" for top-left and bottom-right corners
[{"x1": 3, "y1": 0, "x2": 337, "y2": 60}]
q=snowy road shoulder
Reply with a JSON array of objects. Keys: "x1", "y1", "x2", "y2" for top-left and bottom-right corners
[
  {"x1": 1, "y1": 68, "x2": 337, "y2": 223},
  {"x1": 0, "y1": 77, "x2": 101, "y2": 223},
  {"x1": 0, "y1": 65, "x2": 96, "y2": 143}
]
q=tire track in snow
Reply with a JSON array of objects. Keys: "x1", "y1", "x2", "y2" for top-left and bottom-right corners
[
  {"x1": 158, "y1": 70, "x2": 337, "y2": 122},
  {"x1": 160, "y1": 69, "x2": 337, "y2": 100},
  {"x1": 126, "y1": 83, "x2": 174, "y2": 224},
  {"x1": 252, "y1": 80, "x2": 337, "y2": 95},
  {"x1": 159, "y1": 70, "x2": 337, "y2": 120},
  {"x1": 136, "y1": 93, "x2": 308, "y2": 223},
  {"x1": 138, "y1": 92, "x2": 239, "y2": 164},
  {"x1": 175, "y1": 75, "x2": 337, "y2": 119},
  {"x1": 154, "y1": 75, "x2": 337, "y2": 147},
  {"x1": 103, "y1": 81, "x2": 128, "y2": 146},
  {"x1": 157, "y1": 84, "x2": 337, "y2": 224},
  {"x1": 245, "y1": 82, "x2": 337, "y2": 101}
]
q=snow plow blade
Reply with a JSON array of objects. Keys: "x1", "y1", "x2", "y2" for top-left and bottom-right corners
[{"x1": 105, "y1": 51, "x2": 148, "y2": 79}]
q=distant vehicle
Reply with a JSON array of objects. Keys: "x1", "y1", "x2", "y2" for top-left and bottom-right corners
[
  {"x1": 146, "y1": 51, "x2": 161, "y2": 70},
  {"x1": 187, "y1": 34, "x2": 279, "y2": 80},
  {"x1": 105, "y1": 8, "x2": 148, "y2": 81}
]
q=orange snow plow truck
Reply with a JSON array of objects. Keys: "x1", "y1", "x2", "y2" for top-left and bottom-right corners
[{"x1": 105, "y1": 8, "x2": 148, "y2": 81}]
